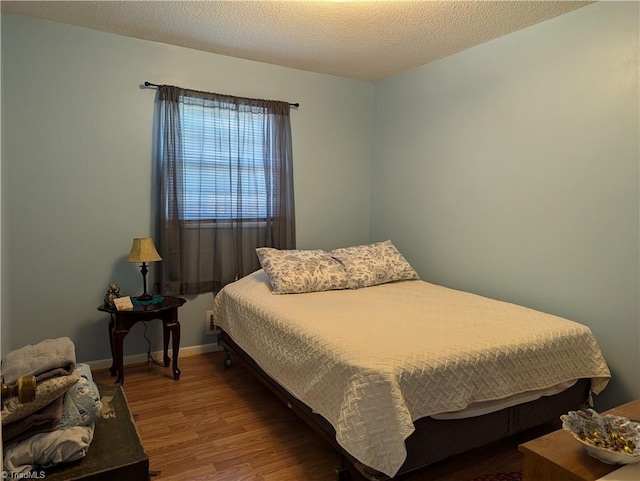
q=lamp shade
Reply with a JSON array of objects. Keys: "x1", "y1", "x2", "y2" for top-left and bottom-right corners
[{"x1": 126, "y1": 238, "x2": 162, "y2": 263}]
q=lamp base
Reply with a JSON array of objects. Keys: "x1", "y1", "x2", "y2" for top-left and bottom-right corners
[{"x1": 137, "y1": 262, "x2": 152, "y2": 302}]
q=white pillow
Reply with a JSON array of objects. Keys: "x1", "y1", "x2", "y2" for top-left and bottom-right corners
[
  {"x1": 330, "y1": 240, "x2": 419, "y2": 289},
  {"x1": 256, "y1": 247, "x2": 349, "y2": 294}
]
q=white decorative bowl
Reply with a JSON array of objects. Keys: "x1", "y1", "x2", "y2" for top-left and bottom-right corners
[
  {"x1": 561, "y1": 408, "x2": 640, "y2": 465},
  {"x1": 578, "y1": 438, "x2": 640, "y2": 464}
]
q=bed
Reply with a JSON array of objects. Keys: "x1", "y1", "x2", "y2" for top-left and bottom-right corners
[{"x1": 212, "y1": 242, "x2": 610, "y2": 480}]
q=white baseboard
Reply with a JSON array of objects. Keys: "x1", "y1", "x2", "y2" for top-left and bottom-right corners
[{"x1": 86, "y1": 342, "x2": 223, "y2": 372}]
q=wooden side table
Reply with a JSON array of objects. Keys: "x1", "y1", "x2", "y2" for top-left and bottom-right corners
[
  {"x1": 98, "y1": 296, "x2": 186, "y2": 384},
  {"x1": 519, "y1": 399, "x2": 640, "y2": 481}
]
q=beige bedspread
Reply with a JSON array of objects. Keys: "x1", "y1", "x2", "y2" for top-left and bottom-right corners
[{"x1": 212, "y1": 270, "x2": 610, "y2": 477}]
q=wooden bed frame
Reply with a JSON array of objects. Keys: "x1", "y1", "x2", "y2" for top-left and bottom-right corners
[{"x1": 219, "y1": 329, "x2": 591, "y2": 481}]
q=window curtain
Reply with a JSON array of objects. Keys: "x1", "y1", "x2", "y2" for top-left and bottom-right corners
[{"x1": 155, "y1": 85, "x2": 295, "y2": 295}]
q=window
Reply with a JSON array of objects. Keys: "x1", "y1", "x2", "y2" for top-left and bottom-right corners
[
  {"x1": 178, "y1": 101, "x2": 269, "y2": 221},
  {"x1": 155, "y1": 85, "x2": 296, "y2": 295}
]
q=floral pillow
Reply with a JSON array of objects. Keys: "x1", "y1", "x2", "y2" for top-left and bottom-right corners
[
  {"x1": 330, "y1": 240, "x2": 419, "y2": 289},
  {"x1": 256, "y1": 247, "x2": 349, "y2": 294}
]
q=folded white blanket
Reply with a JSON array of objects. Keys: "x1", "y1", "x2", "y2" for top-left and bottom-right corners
[
  {"x1": 2, "y1": 337, "x2": 76, "y2": 384},
  {"x1": 3, "y1": 423, "x2": 94, "y2": 474}
]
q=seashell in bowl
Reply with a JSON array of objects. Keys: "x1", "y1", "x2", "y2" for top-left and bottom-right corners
[{"x1": 561, "y1": 408, "x2": 640, "y2": 465}]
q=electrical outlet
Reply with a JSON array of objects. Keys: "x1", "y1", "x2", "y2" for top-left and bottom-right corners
[{"x1": 205, "y1": 310, "x2": 219, "y2": 335}]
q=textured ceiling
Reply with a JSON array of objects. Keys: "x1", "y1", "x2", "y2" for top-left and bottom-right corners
[{"x1": 1, "y1": 1, "x2": 593, "y2": 82}]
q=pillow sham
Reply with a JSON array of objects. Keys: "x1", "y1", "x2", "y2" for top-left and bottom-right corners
[
  {"x1": 256, "y1": 247, "x2": 349, "y2": 294},
  {"x1": 330, "y1": 240, "x2": 419, "y2": 289}
]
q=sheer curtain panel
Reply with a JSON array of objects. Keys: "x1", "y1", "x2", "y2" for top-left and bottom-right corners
[{"x1": 155, "y1": 86, "x2": 295, "y2": 295}]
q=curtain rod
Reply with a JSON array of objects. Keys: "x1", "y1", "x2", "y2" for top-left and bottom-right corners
[{"x1": 143, "y1": 81, "x2": 300, "y2": 108}]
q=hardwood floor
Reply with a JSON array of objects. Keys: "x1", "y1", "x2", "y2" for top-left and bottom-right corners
[{"x1": 92, "y1": 351, "x2": 542, "y2": 481}]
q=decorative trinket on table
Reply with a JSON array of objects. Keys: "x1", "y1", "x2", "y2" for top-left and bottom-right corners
[
  {"x1": 103, "y1": 283, "x2": 122, "y2": 308},
  {"x1": 561, "y1": 408, "x2": 640, "y2": 464}
]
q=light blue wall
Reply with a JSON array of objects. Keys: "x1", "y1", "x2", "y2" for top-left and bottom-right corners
[
  {"x1": 371, "y1": 2, "x2": 639, "y2": 409},
  {"x1": 1, "y1": 14, "x2": 373, "y2": 363}
]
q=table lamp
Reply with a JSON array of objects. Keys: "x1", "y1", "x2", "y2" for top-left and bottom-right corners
[{"x1": 127, "y1": 237, "x2": 162, "y2": 301}]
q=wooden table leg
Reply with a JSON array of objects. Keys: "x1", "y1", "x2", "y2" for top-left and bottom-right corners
[
  {"x1": 108, "y1": 315, "x2": 117, "y2": 377},
  {"x1": 170, "y1": 320, "x2": 181, "y2": 380},
  {"x1": 162, "y1": 321, "x2": 171, "y2": 368},
  {"x1": 113, "y1": 329, "x2": 129, "y2": 385}
]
